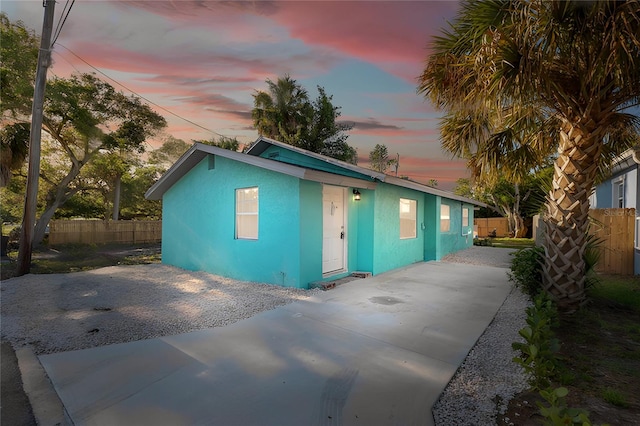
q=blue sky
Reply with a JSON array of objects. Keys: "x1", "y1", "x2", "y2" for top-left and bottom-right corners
[{"x1": 4, "y1": 1, "x2": 468, "y2": 189}]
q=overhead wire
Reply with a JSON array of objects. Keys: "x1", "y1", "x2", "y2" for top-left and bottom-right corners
[{"x1": 51, "y1": 0, "x2": 75, "y2": 46}]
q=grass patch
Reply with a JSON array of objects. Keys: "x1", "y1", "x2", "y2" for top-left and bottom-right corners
[
  {"x1": 1, "y1": 243, "x2": 161, "y2": 280},
  {"x1": 490, "y1": 237, "x2": 535, "y2": 249},
  {"x1": 588, "y1": 275, "x2": 640, "y2": 313},
  {"x1": 602, "y1": 388, "x2": 630, "y2": 408}
]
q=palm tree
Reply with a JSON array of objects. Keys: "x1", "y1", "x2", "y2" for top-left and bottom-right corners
[
  {"x1": 252, "y1": 74, "x2": 312, "y2": 146},
  {"x1": 419, "y1": 0, "x2": 640, "y2": 312}
]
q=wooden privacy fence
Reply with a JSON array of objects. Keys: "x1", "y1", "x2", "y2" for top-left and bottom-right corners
[
  {"x1": 48, "y1": 220, "x2": 161, "y2": 245},
  {"x1": 588, "y1": 208, "x2": 635, "y2": 275},
  {"x1": 474, "y1": 217, "x2": 510, "y2": 238}
]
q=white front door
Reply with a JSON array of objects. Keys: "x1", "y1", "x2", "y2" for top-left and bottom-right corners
[{"x1": 322, "y1": 185, "x2": 346, "y2": 274}]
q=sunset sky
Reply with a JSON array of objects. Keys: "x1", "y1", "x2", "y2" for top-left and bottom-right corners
[{"x1": 4, "y1": 1, "x2": 468, "y2": 190}]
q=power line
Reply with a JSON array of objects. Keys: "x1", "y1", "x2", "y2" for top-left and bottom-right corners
[
  {"x1": 52, "y1": 0, "x2": 74, "y2": 46},
  {"x1": 55, "y1": 43, "x2": 230, "y2": 140}
]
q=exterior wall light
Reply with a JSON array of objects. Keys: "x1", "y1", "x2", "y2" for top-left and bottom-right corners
[{"x1": 353, "y1": 189, "x2": 361, "y2": 201}]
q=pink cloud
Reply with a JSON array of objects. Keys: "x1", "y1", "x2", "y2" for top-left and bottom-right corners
[
  {"x1": 270, "y1": 2, "x2": 458, "y2": 82},
  {"x1": 356, "y1": 153, "x2": 468, "y2": 191},
  {"x1": 115, "y1": 1, "x2": 457, "y2": 82}
]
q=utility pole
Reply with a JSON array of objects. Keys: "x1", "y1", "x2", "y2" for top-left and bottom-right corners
[{"x1": 16, "y1": 0, "x2": 56, "y2": 276}]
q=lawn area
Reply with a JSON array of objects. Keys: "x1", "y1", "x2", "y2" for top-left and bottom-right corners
[
  {"x1": 475, "y1": 237, "x2": 535, "y2": 249},
  {"x1": 504, "y1": 274, "x2": 640, "y2": 425},
  {"x1": 0, "y1": 243, "x2": 161, "y2": 281}
]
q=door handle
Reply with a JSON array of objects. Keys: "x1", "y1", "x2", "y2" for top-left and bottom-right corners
[{"x1": 340, "y1": 231, "x2": 344, "y2": 239}]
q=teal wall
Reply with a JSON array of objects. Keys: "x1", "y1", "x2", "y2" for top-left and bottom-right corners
[
  {"x1": 423, "y1": 194, "x2": 440, "y2": 261},
  {"x1": 299, "y1": 180, "x2": 322, "y2": 286},
  {"x1": 355, "y1": 189, "x2": 375, "y2": 273},
  {"x1": 162, "y1": 155, "x2": 306, "y2": 287},
  {"x1": 439, "y1": 200, "x2": 475, "y2": 257},
  {"x1": 371, "y1": 184, "x2": 425, "y2": 275}
]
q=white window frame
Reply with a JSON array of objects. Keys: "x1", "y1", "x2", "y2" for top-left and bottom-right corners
[
  {"x1": 440, "y1": 204, "x2": 450, "y2": 232},
  {"x1": 399, "y1": 198, "x2": 417, "y2": 239},
  {"x1": 236, "y1": 187, "x2": 258, "y2": 240},
  {"x1": 613, "y1": 177, "x2": 624, "y2": 208},
  {"x1": 636, "y1": 217, "x2": 640, "y2": 250}
]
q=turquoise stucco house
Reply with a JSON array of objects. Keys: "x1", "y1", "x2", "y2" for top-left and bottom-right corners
[{"x1": 145, "y1": 137, "x2": 484, "y2": 288}]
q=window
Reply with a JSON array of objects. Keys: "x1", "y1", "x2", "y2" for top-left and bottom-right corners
[
  {"x1": 462, "y1": 207, "x2": 469, "y2": 227},
  {"x1": 440, "y1": 204, "x2": 450, "y2": 232},
  {"x1": 613, "y1": 178, "x2": 624, "y2": 208},
  {"x1": 399, "y1": 198, "x2": 417, "y2": 239},
  {"x1": 236, "y1": 187, "x2": 258, "y2": 239},
  {"x1": 462, "y1": 207, "x2": 470, "y2": 235}
]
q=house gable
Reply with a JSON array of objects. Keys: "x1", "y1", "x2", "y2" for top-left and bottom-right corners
[{"x1": 162, "y1": 154, "x2": 306, "y2": 287}]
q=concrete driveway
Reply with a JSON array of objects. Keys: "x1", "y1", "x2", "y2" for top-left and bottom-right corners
[{"x1": 40, "y1": 260, "x2": 513, "y2": 425}]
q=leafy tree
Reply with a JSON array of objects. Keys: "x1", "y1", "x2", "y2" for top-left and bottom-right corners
[
  {"x1": 24, "y1": 73, "x2": 166, "y2": 244},
  {"x1": 369, "y1": 144, "x2": 393, "y2": 173},
  {"x1": 197, "y1": 135, "x2": 241, "y2": 152},
  {"x1": 456, "y1": 170, "x2": 551, "y2": 238},
  {"x1": 253, "y1": 74, "x2": 312, "y2": 145},
  {"x1": 419, "y1": 0, "x2": 640, "y2": 312},
  {"x1": 321, "y1": 138, "x2": 357, "y2": 165},
  {"x1": 305, "y1": 87, "x2": 356, "y2": 163},
  {"x1": 252, "y1": 75, "x2": 355, "y2": 163},
  {"x1": 119, "y1": 165, "x2": 163, "y2": 220},
  {"x1": 148, "y1": 136, "x2": 191, "y2": 168},
  {"x1": 1, "y1": 13, "x2": 39, "y2": 240},
  {"x1": 0, "y1": 13, "x2": 39, "y2": 117},
  {"x1": 0, "y1": 123, "x2": 30, "y2": 187}
]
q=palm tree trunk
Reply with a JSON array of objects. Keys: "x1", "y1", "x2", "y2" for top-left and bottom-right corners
[{"x1": 542, "y1": 121, "x2": 601, "y2": 312}]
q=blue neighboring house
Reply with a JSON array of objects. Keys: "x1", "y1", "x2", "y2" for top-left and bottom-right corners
[
  {"x1": 145, "y1": 137, "x2": 485, "y2": 288},
  {"x1": 589, "y1": 148, "x2": 640, "y2": 275}
]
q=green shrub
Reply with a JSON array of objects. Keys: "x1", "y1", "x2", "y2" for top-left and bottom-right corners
[
  {"x1": 508, "y1": 246, "x2": 544, "y2": 298},
  {"x1": 602, "y1": 387, "x2": 629, "y2": 408},
  {"x1": 512, "y1": 293, "x2": 560, "y2": 390},
  {"x1": 538, "y1": 387, "x2": 592, "y2": 425}
]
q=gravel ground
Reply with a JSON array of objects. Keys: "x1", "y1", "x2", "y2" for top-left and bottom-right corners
[
  {"x1": 1, "y1": 265, "x2": 320, "y2": 355},
  {"x1": 441, "y1": 245, "x2": 517, "y2": 268},
  {"x1": 436, "y1": 246, "x2": 532, "y2": 425}
]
